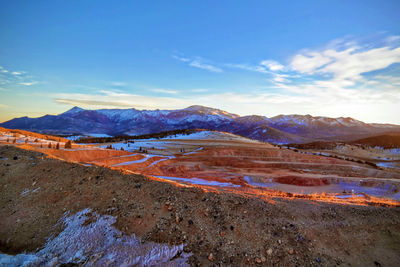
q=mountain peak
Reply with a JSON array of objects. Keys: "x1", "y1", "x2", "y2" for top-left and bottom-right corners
[
  {"x1": 63, "y1": 106, "x2": 85, "y2": 115},
  {"x1": 185, "y1": 105, "x2": 239, "y2": 118}
]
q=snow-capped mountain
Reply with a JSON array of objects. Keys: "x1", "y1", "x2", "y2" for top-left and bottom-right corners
[{"x1": 1, "y1": 105, "x2": 399, "y2": 144}]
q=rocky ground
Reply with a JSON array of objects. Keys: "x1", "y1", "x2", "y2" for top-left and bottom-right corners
[{"x1": 1, "y1": 145, "x2": 400, "y2": 266}]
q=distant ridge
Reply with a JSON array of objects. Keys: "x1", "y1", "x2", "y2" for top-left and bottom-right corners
[{"x1": 1, "y1": 105, "x2": 400, "y2": 144}]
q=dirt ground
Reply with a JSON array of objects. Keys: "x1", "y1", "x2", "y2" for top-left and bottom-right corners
[{"x1": 1, "y1": 145, "x2": 400, "y2": 266}]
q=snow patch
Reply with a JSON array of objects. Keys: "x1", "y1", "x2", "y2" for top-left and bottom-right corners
[
  {"x1": 155, "y1": 175, "x2": 241, "y2": 187},
  {"x1": 0, "y1": 209, "x2": 190, "y2": 266}
]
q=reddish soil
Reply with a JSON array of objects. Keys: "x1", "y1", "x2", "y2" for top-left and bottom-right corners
[{"x1": 1, "y1": 146, "x2": 400, "y2": 266}]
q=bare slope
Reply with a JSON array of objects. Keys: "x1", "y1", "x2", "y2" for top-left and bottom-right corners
[{"x1": 1, "y1": 146, "x2": 400, "y2": 266}]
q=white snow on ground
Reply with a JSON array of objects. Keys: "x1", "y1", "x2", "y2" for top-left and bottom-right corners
[
  {"x1": 66, "y1": 133, "x2": 112, "y2": 141},
  {"x1": 155, "y1": 175, "x2": 241, "y2": 187},
  {"x1": 376, "y1": 162, "x2": 400, "y2": 169},
  {"x1": 100, "y1": 141, "x2": 171, "y2": 152},
  {"x1": 112, "y1": 154, "x2": 176, "y2": 167},
  {"x1": 183, "y1": 147, "x2": 203, "y2": 155},
  {"x1": 0, "y1": 209, "x2": 190, "y2": 266},
  {"x1": 146, "y1": 156, "x2": 176, "y2": 168},
  {"x1": 112, "y1": 154, "x2": 157, "y2": 166},
  {"x1": 0, "y1": 131, "x2": 66, "y2": 146},
  {"x1": 140, "y1": 130, "x2": 259, "y2": 142}
]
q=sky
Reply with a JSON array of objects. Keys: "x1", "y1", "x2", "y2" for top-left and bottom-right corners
[{"x1": 1, "y1": 0, "x2": 400, "y2": 124}]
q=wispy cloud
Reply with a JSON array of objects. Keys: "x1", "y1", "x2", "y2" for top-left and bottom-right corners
[
  {"x1": 20, "y1": 81, "x2": 39, "y2": 86},
  {"x1": 172, "y1": 55, "x2": 190, "y2": 62},
  {"x1": 188, "y1": 60, "x2": 223, "y2": 73},
  {"x1": 191, "y1": 88, "x2": 209, "y2": 93},
  {"x1": 0, "y1": 66, "x2": 38, "y2": 87},
  {"x1": 150, "y1": 88, "x2": 178, "y2": 94},
  {"x1": 110, "y1": 81, "x2": 127, "y2": 87},
  {"x1": 164, "y1": 35, "x2": 400, "y2": 123},
  {"x1": 225, "y1": 63, "x2": 270, "y2": 74},
  {"x1": 55, "y1": 98, "x2": 134, "y2": 108},
  {"x1": 53, "y1": 90, "x2": 190, "y2": 110},
  {"x1": 173, "y1": 54, "x2": 223, "y2": 73}
]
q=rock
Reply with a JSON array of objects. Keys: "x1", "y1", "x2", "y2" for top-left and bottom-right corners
[
  {"x1": 255, "y1": 258, "x2": 262, "y2": 264},
  {"x1": 208, "y1": 253, "x2": 214, "y2": 261},
  {"x1": 289, "y1": 249, "x2": 294, "y2": 255},
  {"x1": 175, "y1": 214, "x2": 181, "y2": 223},
  {"x1": 261, "y1": 256, "x2": 266, "y2": 262},
  {"x1": 278, "y1": 239, "x2": 282, "y2": 244},
  {"x1": 266, "y1": 248, "x2": 273, "y2": 256},
  {"x1": 220, "y1": 231, "x2": 226, "y2": 237}
]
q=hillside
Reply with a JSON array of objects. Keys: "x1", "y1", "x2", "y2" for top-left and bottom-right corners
[
  {"x1": 1, "y1": 146, "x2": 400, "y2": 266},
  {"x1": 350, "y1": 132, "x2": 400, "y2": 149}
]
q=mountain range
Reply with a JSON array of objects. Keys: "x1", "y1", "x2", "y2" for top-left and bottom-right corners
[{"x1": 1, "y1": 105, "x2": 399, "y2": 144}]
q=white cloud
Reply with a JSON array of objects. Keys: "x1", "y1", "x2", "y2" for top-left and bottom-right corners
[
  {"x1": 0, "y1": 66, "x2": 37, "y2": 87},
  {"x1": 110, "y1": 81, "x2": 127, "y2": 87},
  {"x1": 386, "y1": 35, "x2": 400, "y2": 43},
  {"x1": 289, "y1": 45, "x2": 400, "y2": 83},
  {"x1": 272, "y1": 73, "x2": 289, "y2": 83},
  {"x1": 225, "y1": 63, "x2": 270, "y2": 74},
  {"x1": 191, "y1": 88, "x2": 209, "y2": 93},
  {"x1": 172, "y1": 55, "x2": 190, "y2": 62},
  {"x1": 173, "y1": 54, "x2": 223, "y2": 73},
  {"x1": 20, "y1": 81, "x2": 38, "y2": 86},
  {"x1": 260, "y1": 60, "x2": 284, "y2": 71},
  {"x1": 225, "y1": 36, "x2": 400, "y2": 123},
  {"x1": 54, "y1": 91, "x2": 190, "y2": 110},
  {"x1": 290, "y1": 52, "x2": 332, "y2": 74},
  {"x1": 150, "y1": 88, "x2": 178, "y2": 94},
  {"x1": 188, "y1": 60, "x2": 223, "y2": 73}
]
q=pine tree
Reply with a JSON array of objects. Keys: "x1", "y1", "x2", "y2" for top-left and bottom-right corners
[{"x1": 65, "y1": 140, "x2": 72, "y2": 149}]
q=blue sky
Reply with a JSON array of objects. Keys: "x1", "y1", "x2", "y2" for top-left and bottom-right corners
[{"x1": 1, "y1": 0, "x2": 400, "y2": 123}]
